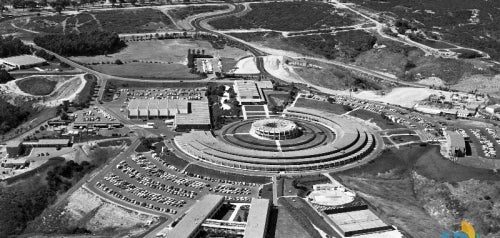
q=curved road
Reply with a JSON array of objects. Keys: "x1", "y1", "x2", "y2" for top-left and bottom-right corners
[{"x1": 189, "y1": 3, "x2": 427, "y2": 88}]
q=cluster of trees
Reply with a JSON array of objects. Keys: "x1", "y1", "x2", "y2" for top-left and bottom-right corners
[
  {"x1": 71, "y1": 74, "x2": 97, "y2": 109},
  {"x1": 0, "y1": 36, "x2": 31, "y2": 58},
  {"x1": 205, "y1": 83, "x2": 241, "y2": 129},
  {"x1": 285, "y1": 31, "x2": 377, "y2": 61},
  {"x1": 33, "y1": 31, "x2": 126, "y2": 56},
  {"x1": 0, "y1": 98, "x2": 30, "y2": 134},
  {"x1": 209, "y1": 2, "x2": 354, "y2": 31},
  {"x1": 0, "y1": 159, "x2": 95, "y2": 237},
  {"x1": 187, "y1": 48, "x2": 211, "y2": 70},
  {"x1": 0, "y1": 69, "x2": 14, "y2": 83}
]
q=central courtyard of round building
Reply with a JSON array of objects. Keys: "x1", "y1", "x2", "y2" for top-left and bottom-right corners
[{"x1": 174, "y1": 107, "x2": 383, "y2": 174}]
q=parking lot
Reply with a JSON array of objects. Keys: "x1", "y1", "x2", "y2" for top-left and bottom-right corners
[{"x1": 91, "y1": 146, "x2": 260, "y2": 221}]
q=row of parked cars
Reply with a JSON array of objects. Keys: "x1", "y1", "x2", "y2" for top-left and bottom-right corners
[
  {"x1": 131, "y1": 154, "x2": 207, "y2": 190},
  {"x1": 118, "y1": 160, "x2": 198, "y2": 199},
  {"x1": 470, "y1": 129, "x2": 497, "y2": 158},
  {"x1": 208, "y1": 185, "x2": 252, "y2": 196},
  {"x1": 95, "y1": 181, "x2": 178, "y2": 215},
  {"x1": 103, "y1": 173, "x2": 185, "y2": 210}
]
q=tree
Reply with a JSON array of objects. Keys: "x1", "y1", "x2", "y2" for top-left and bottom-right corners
[{"x1": 0, "y1": 69, "x2": 14, "y2": 83}]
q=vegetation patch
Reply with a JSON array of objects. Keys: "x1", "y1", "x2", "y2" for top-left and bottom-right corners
[
  {"x1": 73, "y1": 74, "x2": 97, "y2": 108},
  {"x1": 16, "y1": 77, "x2": 58, "y2": 96},
  {"x1": 349, "y1": 0, "x2": 500, "y2": 61},
  {"x1": 34, "y1": 31, "x2": 125, "y2": 56},
  {"x1": 209, "y1": 2, "x2": 355, "y2": 31},
  {"x1": 24, "y1": 9, "x2": 176, "y2": 34}
]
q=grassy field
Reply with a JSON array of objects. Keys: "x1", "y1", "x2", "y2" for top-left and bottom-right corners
[
  {"x1": 295, "y1": 98, "x2": 352, "y2": 115},
  {"x1": 90, "y1": 62, "x2": 200, "y2": 79},
  {"x1": 72, "y1": 39, "x2": 250, "y2": 78},
  {"x1": 15, "y1": 77, "x2": 57, "y2": 96},
  {"x1": 21, "y1": 8, "x2": 176, "y2": 34},
  {"x1": 72, "y1": 39, "x2": 249, "y2": 65}
]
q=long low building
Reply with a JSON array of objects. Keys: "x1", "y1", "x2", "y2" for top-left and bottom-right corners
[
  {"x1": 23, "y1": 138, "x2": 71, "y2": 148},
  {"x1": 128, "y1": 99, "x2": 188, "y2": 118},
  {"x1": 0, "y1": 55, "x2": 47, "y2": 70},
  {"x1": 168, "y1": 194, "x2": 225, "y2": 238},
  {"x1": 127, "y1": 99, "x2": 211, "y2": 129},
  {"x1": 244, "y1": 199, "x2": 271, "y2": 238}
]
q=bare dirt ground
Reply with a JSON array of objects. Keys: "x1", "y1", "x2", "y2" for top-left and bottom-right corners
[
  {"x1": 451, "y1": 74, "x2": 500, "y2": 98},
  {"x1": 24, "y1": 187, "x2": 160, "y2": 237},
  {"x1": 233, "y1": 56, "x2": 260, "y2": 74},
  {"x1": 0, "y1": 74, "x2": 86, "y2": 107},
  {"x1": 345, "y1": 87, "x2": 454, "y2": 108}
]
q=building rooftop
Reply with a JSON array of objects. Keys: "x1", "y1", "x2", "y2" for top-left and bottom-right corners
[
  {"x1": 244, "y1": 198, "x2": 270, "y2": 238},
  {"x1": 175, "y1": 101, "x2": 211, "y2": 126},
  {"x1": 0, "y1": 55, "x2": 46, "y2": 67},
  {"x1": 447, "y1": 131, "x2": 466, "y2": 148},
  {"x1": 23, "y1": 139, "x2": 70, "y2": 145},
  {"x1": 235, "y1": 80, "x2": 262, "y2": 101},
  {"x1": 168, "y1": 194, "x2": 224, "y2": 238}
]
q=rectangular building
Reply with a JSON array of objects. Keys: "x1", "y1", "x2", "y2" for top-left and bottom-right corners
[
  {"x1": 168, "y1": 195, "x2": 224, "y2": 238},
  {"x1": 244, "y1": 198, "x2": 271, "y2": 238},
  {"x1": 234, "y1": 80, "x2": 265, "y2": 105},
  {"x1": 23, "y1": 139, "x2": 71, "y2": 148},
  {"x1": 446, "y1": 131, "x2": 466, "y2": 157},
  {"x1": 174, "y1": 101, "x2": 211, "y2": 130}
]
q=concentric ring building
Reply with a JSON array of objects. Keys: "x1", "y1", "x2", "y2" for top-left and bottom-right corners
[{"x1": 174, "y1": 106, "x2": 382, "y2": 173}]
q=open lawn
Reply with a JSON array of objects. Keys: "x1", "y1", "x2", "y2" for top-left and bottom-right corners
[
  {"x1": 72, "y1": 39, "x2": 250, "y2": 65},
  {"x1": 90, "y1": 62, "x2": 200, "y2": 79},
  {"x1": 15, "y1": 77, "x2": 57, "y2": 96},
  {"x1": 295, "y1": 98, "x2": 352, "y2": 115},
  {"x1": 21, "y1": 8, "x2": 176, "y2": 34}
]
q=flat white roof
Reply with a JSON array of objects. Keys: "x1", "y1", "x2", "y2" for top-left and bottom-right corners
[{"x1": 0, "y1": 55, "x2": 46, "y2": 67}]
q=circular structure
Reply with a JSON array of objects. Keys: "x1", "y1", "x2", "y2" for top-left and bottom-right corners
[
  {"x1": 174, "y1": 107, "x2": 381, "y2": 173},
  {"x1": 250, "y1": 118, "x2": 301, "y2": 140}
]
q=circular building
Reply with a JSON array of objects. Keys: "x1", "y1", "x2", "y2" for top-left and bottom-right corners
[
  {"x1": 250, "y1": 118, "x2": 301, "y2": 140},
  {"x1": 174, "y1": 107, "x2": 382, "y2": 174}
]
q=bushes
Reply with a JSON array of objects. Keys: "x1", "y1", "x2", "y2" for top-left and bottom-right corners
[
  {"x1": 0, "y1": 35, "x2": 31, "y2": 58},
  {"x1": 33, "y1": 31, "x2": 126, "y2": 56},
  {"x1": 209, "y1": 2, "x2": 354, "y2": 31},
  {"x1": 72, "y1": 74, "x2": 97, "y2": 108},
  {"x1": 0, "y1": 69, "x2": 14, "y2": 84},
  {"x1": 0, "y1": 98, "x2": 30, "y2": 134}
]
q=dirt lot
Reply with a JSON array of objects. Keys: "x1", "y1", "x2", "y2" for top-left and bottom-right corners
[
  {"x1": 336, "y1": 145, "x2": 500, "y2": 238},
  {"x1": 24, "y1": 187, "x2": 160, "y2": 236}
]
